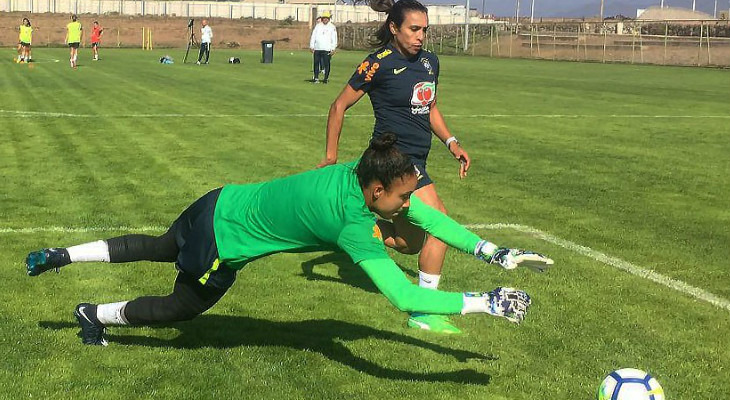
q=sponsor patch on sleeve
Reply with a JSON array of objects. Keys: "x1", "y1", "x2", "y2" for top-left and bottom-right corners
[
  {"x1": 372, "y1": 224, "x2": 383, "y2": 241},
  {"x1": 364, "y1": 62, "x2": 380, "y2": 82},
  {"x1": 357, "y1": 60, "x2": 370, "y2": 75}
]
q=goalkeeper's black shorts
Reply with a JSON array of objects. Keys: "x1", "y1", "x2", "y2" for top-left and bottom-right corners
[{"x1": 169, "y1": 188, "x2": 237, "y2": 290}]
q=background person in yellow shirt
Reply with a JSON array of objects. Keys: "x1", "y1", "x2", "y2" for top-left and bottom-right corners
[
  {"x1": 17, "y1": 18, "x2": 33, "y2": 63},
  {"x1": 65, "y1": 14, "x2": 83, "y2": 69}
]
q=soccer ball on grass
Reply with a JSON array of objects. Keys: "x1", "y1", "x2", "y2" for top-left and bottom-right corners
[{"x1": 597, "y1": 368, "x2": 665, "y2": 400}]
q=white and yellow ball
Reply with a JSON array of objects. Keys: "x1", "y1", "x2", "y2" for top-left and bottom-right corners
[{"x1": 598, "y1": 368, "x2": 664, "y2": 400}]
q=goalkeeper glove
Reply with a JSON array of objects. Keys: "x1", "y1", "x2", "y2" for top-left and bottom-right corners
[
  {"x1": 462, "y1": 287, "x2": 532, "y2": 324},
  {"x1": 475, "y1": 240, "x2": 554, "y2": 272}
]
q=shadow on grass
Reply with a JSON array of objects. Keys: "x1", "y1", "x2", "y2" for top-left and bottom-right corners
[
  {"x1": 40, "y1": 315, "x2": 494, "y2": 385},
  {"x1": 300, "y1": 252, "x2": 418, "y2": 294}
]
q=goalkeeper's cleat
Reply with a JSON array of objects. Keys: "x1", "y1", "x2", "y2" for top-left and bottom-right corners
[
  {"x1": 26, "y1": 248, "x2": 71, "y2": 276},
  {"x1": 407, "y1": 313, "x2": 462, "y2": 334},
  {"x1": 74, "y1": 303, "x2": 108, "y2": 346}
]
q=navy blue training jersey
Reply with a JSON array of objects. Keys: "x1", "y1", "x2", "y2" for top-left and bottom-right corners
[{"x1": 348, "y1": 43, "x2": 440, "y2": 161}]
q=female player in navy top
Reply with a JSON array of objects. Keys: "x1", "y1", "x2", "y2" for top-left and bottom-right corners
[{"x1": 317, "y1": 0, "x2": 472, "y2": 333}]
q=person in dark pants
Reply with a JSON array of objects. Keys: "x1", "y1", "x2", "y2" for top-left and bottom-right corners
[
  {"x1": 309, "y1": 11, "x2": 337, "y2": 83},
  {"x1": 197, "y1": 19, "x2": 212, "y2": 65},
  {"x1": 318, "y1": 0, "x2": 475, "y2": 334}
]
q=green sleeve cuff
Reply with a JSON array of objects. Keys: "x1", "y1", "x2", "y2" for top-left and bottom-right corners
[{"x1": 359, "y1": 258, "x2": 464, "y2": 314}]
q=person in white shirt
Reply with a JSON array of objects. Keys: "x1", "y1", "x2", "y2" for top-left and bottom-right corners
[
  {"x1": 309, "y1": 11, "x2": 337, "y2": 83},
  {"x1": 197, "y1": 19, "x2": 213, "y2": 65}
]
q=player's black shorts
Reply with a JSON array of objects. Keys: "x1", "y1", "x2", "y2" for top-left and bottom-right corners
[
  {"x1": 68, "y1": 42, "x2": 80, "y2": 48},
  {"x1": 168, "y1": 187, "x2": 237, "y2": 290},
  {"x1": 19, "y1": 41, "x2": 30, "y2": 47},
  {"x1": 91, "y1": 42, "x2": 100, "y2": 47},
  {"x1": 412, "y1": 159, "x2": 433, "y2": 189}
]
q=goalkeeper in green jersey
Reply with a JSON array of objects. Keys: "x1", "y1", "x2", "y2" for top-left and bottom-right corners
[{"x1": 25, "y1": 133, "x2": 552, "y2": 346}]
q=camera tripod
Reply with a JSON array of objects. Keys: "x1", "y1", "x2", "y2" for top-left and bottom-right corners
[{"x1": 183, "y1": 19, "x2": 199, "y2": 63}]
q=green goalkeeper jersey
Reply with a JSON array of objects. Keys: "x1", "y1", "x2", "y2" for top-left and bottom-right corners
[{"x1": 213, "y1": 161, "x2": 482, "y2": 314}]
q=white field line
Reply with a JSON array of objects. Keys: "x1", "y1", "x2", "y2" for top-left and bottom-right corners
[
  {"x1": 0, "y1": 226, "x2": 166, "y2": 234},
  {"x1": 3, "y1": 223, "x2": 728, "y2": 312},
  {"x1": 2, "y1": 109, "x2": 730, "y2": 119},
  {"x1": 466, "y1": 223, "x2": 730, "y2": 313}
]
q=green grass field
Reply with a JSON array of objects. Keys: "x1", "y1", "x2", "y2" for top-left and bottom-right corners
[{"x1": 1, "y1": 48, "x2": 729, "y2": 399}]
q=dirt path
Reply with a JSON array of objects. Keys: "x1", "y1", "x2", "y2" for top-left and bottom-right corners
[{"x1": 1, "y1": 12, "x2": 312, "y2": 49}]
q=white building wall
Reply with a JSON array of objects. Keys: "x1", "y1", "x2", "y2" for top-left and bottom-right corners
[{"x1": 2, "y1": 0, "x2": 477, "y2": 25}]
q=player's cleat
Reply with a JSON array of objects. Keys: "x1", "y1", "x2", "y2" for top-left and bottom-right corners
[
  {"x1": 322, "y1": 79, "x2": 329, "y2": 84},
  {"x1": 74, "y1": 303, "x2": 108, "y2": 346},
  {"x1": 196, "y1": 61, "x2": 201, "y2": 65},
  {"x1": 26, "y1": 248, "x2": 71, "y2": 276},
  {"x1": 407, "y1": 313, "x2": 462, "y2": 334}
]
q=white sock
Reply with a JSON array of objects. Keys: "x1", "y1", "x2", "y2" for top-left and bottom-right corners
[
  {"x1": 419, "y1": 271, "x2": 441, "y2": 290},
  {"x1": 97, "y1": 301, "x2": 130, "y2": 326},
  {"x1": 67, "y1": 240, "x2": 110, "y2": 262}
]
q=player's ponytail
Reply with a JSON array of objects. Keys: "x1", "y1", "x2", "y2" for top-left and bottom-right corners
[
  {"x1": 356, "y1": 133, "x2": 415, "y2": 189},
  {"x1": 370, "y1": 0, "x2": 428, "y2": 48}
]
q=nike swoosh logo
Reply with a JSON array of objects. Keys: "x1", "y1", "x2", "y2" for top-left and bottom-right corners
[
  {"x1": 393, "y1": 67, "x2": 407, "y2": 75},
  {"x1": 78, "y1": 306, "x2": 92, "y2": 323}
]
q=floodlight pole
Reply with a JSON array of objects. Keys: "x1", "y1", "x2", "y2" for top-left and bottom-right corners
[
  {"x1": 692, "y1": 0, "x2": 696, "y2": 11},
  {"x1": 464, "y1": 0, "x2": 470, "y2": 51},
  {"x1": 515, "y1": 0, "x2": 520, "y2": 24},
  {"x1": 530, "y1": 0, "x2": 535, "y2": 23},
  {"x1": 714, "y1": 0, "x2": 718, "y2": 17},
  {"x1": 600, "y1": 0, "x2": 604, "y2": 20},
  {"x1": 660, "y1": 0, "x2": 664, "y2": 8}
]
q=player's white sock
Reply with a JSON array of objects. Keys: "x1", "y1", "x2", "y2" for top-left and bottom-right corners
[
  {"x1": 418, "y1": 271, "x2": 441, "y2": 290},
  {"x1": 97, "y1": 301, "x2": 130, "y2": 326},
  {"x1": 67, "y1": 240, "x2": 111, "y2": 262}
]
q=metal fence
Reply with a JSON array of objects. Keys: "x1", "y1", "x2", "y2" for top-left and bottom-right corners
[{"x1": 339, "y1": 19, "x2": 730, "y2": 67}]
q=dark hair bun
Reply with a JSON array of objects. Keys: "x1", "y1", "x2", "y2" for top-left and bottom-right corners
[
  {"x1": 369, "y1": 0, "x2": 395, "y2": 13},
  {"x1": 370, "y1": 132, "x2": 397, "y2": 150}
]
